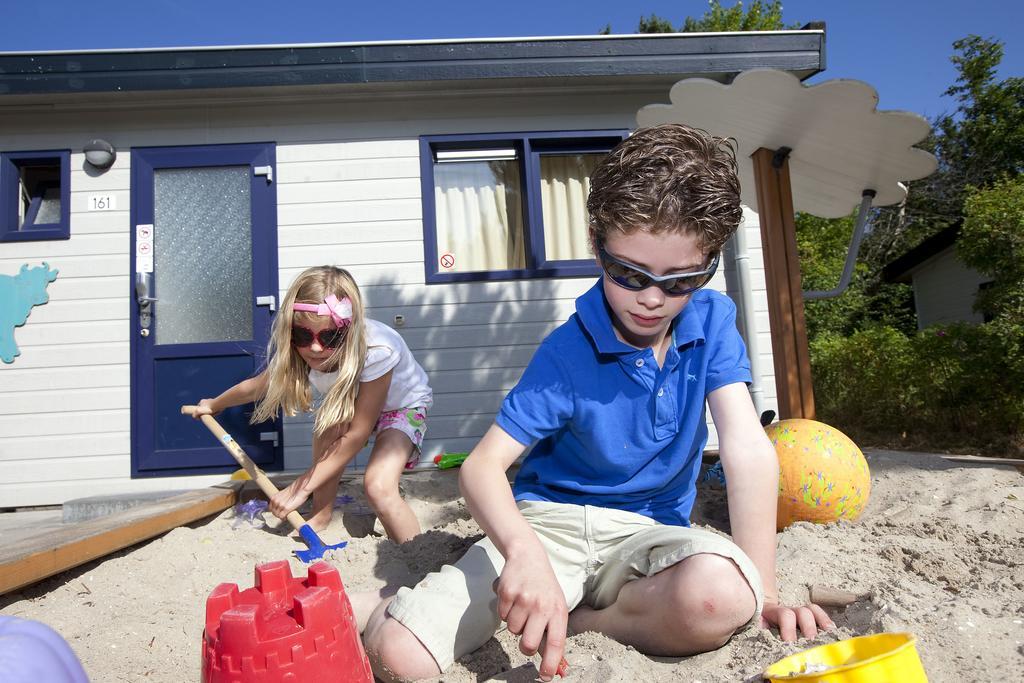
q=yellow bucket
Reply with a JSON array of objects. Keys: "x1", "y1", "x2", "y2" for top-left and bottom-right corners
[{"x1": 763, "y1": 632, "x2": 927, "y2": 682}]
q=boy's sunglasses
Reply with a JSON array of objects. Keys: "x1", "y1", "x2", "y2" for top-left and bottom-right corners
[
  {"x1": 598, "y1": 247, "x2": 719, "y2": 297},
  {"x1": 291, "y1": 324, "x2": 347, "y2": 349}
]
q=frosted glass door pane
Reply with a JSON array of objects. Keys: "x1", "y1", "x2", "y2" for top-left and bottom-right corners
[{"x1": 154, "y1": 167, "x2": 252, "y2": 345}]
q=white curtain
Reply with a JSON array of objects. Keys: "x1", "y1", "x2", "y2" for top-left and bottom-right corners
[
  {"x1": 434, "y1": 160, "x2": 525, "y2": 272},
  {"x1": 540, "y1": 154, "x2": 603, "y2": 261}
]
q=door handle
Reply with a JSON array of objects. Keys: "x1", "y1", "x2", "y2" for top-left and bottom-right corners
[
  {"x1": 256, "y1": 295, "x2": 276, "y2": 312},
  {"x1": 135, "y1": 272, "x2": 158, "y2": 304},
  {"x1": 135, "y1": 272, "x2": 156, "y2": 336},
  {"x1": 259, "y1": 431, "x2": 279, "y2": 447}
]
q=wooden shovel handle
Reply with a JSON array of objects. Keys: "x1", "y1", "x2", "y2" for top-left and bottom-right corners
[
  {"x1": 181, "y1": 405, "x2": 308, "y2": 532},
  {"x1": 809, "y1": 584, "x2": 870, "y2": 607}
]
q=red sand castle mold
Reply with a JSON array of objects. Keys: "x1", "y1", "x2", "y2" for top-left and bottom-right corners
[{"x1": 202, "y1": 560, "x2": 373, "y2": 683}]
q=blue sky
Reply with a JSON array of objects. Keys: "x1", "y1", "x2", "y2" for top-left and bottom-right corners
[{"x1": 2, "y1": 1, "x2": 1020, "y2": 122}]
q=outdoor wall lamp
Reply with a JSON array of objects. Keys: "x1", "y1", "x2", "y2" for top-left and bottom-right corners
[{"x1": 83, "y1": 139, "x2": 116, "y2": 169}]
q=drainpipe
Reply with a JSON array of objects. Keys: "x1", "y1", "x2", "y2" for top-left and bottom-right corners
[
  {"x1": 803, "y1": 190, "x2": 877, "y2": 300},
  {"x1": 729, "y1": 213, "x2": 765, "y2": 417}
]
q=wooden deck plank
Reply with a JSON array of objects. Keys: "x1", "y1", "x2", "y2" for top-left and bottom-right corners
[
  {"x1": 940, "y1": 455, "x2": 1024, "y2": 467},
  {"x1": 0, "y1": 481, "x2": 243, "y2": 596}
]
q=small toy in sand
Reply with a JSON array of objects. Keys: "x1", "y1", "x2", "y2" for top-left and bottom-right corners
[
  {"x1": 762, "y1": 632, "x2": 926, "y2": 682},
  {"x1": 231, "y1": 499, "x2": 269, "y2": 529},
  {"x1": 765, "y1": 418, "x2": 871, "y2": 531},
  {"x1": 202, "y1": 560, "x2": 373, "y2": 683},
  {"x1": 433, "y1": 451, "x2": 469, "y2": 469},
  {"x1": 0, "y1": 616, "x2": 89, "y2": 683}
]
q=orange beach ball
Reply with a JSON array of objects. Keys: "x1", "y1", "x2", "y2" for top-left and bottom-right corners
[{"x1": 765, "y1": 419, "x2": 871, "y2": 531}]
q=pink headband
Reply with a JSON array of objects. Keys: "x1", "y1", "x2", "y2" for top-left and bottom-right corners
[{"x1": 292, "y1": 294, "x2": 353, "y2": 327}]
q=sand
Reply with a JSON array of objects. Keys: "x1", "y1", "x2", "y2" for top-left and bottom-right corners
[{"x1": 3, "y1": 449, "x2": 1023, "y2": 682}]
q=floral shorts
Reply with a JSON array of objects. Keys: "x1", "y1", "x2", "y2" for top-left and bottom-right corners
[{"x1": 373, "y1": 406, "x2": 428, "y2": 468}]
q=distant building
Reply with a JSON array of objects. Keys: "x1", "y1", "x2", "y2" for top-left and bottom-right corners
[{"x1": 883, "y1": 226, "x2": 991, "y2": 329}]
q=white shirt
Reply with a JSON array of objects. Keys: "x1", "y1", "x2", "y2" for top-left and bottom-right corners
[{"x1": 308, "y1": 319, "x2": 433, "y2": 412}]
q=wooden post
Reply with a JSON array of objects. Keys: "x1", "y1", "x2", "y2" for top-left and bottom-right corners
[{"x1": 751, "y1": 147, "x2": 815, "y2": 420}]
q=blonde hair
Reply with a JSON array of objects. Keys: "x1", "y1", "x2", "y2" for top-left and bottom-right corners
[{"x1": 252, "y1": 266, "x2": 368, "y2": 436}]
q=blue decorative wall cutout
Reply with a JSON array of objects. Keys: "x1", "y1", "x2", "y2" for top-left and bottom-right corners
[{"x1": 0, "y1": 262, "x2": 58, "y2": 364}]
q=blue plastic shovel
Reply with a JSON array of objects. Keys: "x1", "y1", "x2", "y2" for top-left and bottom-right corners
[{"x1": 181, "y1": 405, "x2": 347, "y2": 563}]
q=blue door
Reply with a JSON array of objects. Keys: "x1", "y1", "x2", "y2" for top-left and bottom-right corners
[{"x1": 130, "y1": 143, "x2": 281, "y2": 476}]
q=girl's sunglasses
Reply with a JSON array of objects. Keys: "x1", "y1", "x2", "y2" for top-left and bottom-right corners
[
  {"x1": 291, "y1": 324, "x2": 347, "y2": 349},
  {"x1": 598, "y1": 247, "x2": 720, "y2": 297}
]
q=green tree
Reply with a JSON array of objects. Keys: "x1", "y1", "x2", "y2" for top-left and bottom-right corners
[
  {"x1": 638, "y1": 13, "x2": 675, "y2": 33},
  {"x1": 862, "y1": 36, "x2": 1024, "y2": 272},
  {"x1": 934, "y1": 37, "x2": 1024, "y2": 212},
  {"x1": 681, "y1": 0, "x2": 788, "y2": 32},
  {"x1": 801, "y1": 36, "x2": 1024, "y2": 343},
  {"x1": 960, "y1": 176, "x2": 1024, "y2": 325},
  {"x1": 796, "y1": 212, "x2": 915, "y2": 340},
  {"x1": 610, "y1": 1, "x2": 792, "y2": 35}
]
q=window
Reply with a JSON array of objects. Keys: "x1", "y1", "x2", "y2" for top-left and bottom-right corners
[
  {"x1": 1, "y1": 150, "x2": 71, "y2": 241},
  {"x1": 420, "y1": 131, "x2": 627, "y2": 283}
]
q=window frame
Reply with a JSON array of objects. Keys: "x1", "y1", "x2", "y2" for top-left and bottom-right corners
[
  {"x1": 420, "y1": 130, "x2": 627, "y2": 284},
  {"x1": 0, "y1": 149, "x2": 72, "y2": 242}
]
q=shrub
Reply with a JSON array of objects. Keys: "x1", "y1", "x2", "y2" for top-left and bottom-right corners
[
  {"x1": 811, "y1": 322, "x2": 1024, "y2": 454},
  {"x1": 811, "y1": 326, "x2": 917, "y2": 435}
]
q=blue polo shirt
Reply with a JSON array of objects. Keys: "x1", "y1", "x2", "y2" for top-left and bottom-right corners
[{"x1": 497, "y1": 279, "x2": 752, "y2": 527}]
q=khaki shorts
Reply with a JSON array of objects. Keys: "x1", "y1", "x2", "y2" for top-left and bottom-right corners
[{"x1": 386, "y1": 500, "x2": 764, "y2": 670}]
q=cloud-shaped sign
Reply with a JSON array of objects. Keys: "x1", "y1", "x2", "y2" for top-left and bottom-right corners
[{"x1": 637, "y1": 69, "x2": 937, "y2": 218}]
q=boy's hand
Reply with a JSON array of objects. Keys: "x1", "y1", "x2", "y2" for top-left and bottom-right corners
[
  {"x1": 191, "y1": 399, "x2": 219, "y2": 419},
  {"x1": 269, "y1": 478, "x2": 310, "y2": 519},
  {"x1": 760, "y1": 600, "x2": 835, "y2": 641},
  {"x1": 493, "y1": 546, "x2": 568, "y2": 682}
]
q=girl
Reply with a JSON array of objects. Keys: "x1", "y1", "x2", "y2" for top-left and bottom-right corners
[{"x1": 191, "y1": 266, "x2": 432, "y2": 543}]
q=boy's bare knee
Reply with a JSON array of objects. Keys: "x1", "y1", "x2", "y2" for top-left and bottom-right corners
[
  {"x1": 364, "y1": 617, "x2": 439, "y2": 682},
  {"x1": 664, "y1": 554, "x2": 756, "y2": 642}
]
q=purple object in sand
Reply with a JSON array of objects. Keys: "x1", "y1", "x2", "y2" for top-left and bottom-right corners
[{"x1": 0, "y1": 616, "x2": 89, "y2": 682}]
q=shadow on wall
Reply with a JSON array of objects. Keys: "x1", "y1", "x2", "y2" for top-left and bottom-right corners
[
  {"x1": 351, "y1": 237, "x2": 753, "y2": 480},
  {"x1": 372, "y1": 271, "x2": 575, "y2": 458},
  {"x1": 280, "y1": 267, "x2": 578, "y2": 476},
  {"x1": 281, "y1": 220, "x2": 757, "y2": 478}
]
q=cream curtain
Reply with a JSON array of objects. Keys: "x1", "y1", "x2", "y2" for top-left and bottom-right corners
[
  {"x1": 433, "y1": 160, "x2": 525, "y2": 272},
  {"x1": 539, "y1": 153, "x2": 603, "y2": 261}
]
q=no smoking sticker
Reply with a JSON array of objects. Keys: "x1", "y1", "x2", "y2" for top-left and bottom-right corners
[
  {"x1": 136, "y1": 223, "x2": 155, "y2": 273},
  {"x1": 439, "y1": 253, "x2": 455, "y2": 269}
]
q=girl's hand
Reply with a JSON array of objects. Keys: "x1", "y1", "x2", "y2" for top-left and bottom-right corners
[
  {"x1": 760, "y1": 600, "x2": 835, "y2": 641},
  {"x1": 493, "y1": 545, "x2": 568, "y2": 682},
  {"x1": 191, "y1": 399, "x2": 219, "y2": 419},
  {"x1": 269, "y1": 478, "x2": 311, "y2": 520}
]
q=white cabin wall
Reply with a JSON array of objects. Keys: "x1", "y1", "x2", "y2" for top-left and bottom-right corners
[
  {"x1": 0, "y1": 86, "x2": 778, "y2": 505},
  {"x1": 910, "y1": 249, "x2": 988, "y2": 329}
]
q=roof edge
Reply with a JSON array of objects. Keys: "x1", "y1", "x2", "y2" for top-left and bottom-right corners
[
  {"x1": 0, "y1": 29, "x2": 825, "y2": 57},
  {"x1": 0, "y1": 31, "x2": 826, "y2": 98},
  {"x1": 882, "y1": 225, "x2": 961, "y2": 283}
]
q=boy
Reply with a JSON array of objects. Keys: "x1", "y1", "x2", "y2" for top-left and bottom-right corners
[{"x1": 358, "y1": 124, "x2": 833, "y2": 681}]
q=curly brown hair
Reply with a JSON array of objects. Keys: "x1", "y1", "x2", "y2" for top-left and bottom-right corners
[{"x1": 586, "y1": 123, "x2": 743, "y2": 254}]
